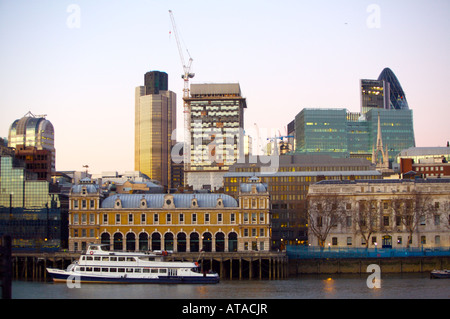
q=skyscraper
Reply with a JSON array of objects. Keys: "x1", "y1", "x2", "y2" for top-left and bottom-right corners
[
  {"x1": 8, "y1": 112, "x2": 55, "y2": 180},
  {"x1": 135, "y1": 71, "x2": 176, "y2": 188},
  {"x1": 378, "y1": 67, "x2": 409, "y2": 110},
  {"x1": 361, "y1": 68, "x2": 409, "y2": 112},
  {"x1": 184, "y1": 83, "x2": 247, "y2": 190},
  {"x1": 294, "y1": 108, "x2": 415, "y2": 164},
  {"x1": 360, "y1": 79, "x2": 390, "y2": 114}
]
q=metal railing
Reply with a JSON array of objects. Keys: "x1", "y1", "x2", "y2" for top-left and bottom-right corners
[{"x1": 287, "y1": 245, "x2": 450, "y2": 259}]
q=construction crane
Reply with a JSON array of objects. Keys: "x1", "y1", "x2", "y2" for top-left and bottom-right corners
[{"x1": 169, "y1": 10, "x2": 195, "y2": 173}]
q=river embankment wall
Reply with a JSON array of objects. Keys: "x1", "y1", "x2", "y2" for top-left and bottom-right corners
[{"x1": 288, "y1": 256, "x2": 450, "y2": 275}]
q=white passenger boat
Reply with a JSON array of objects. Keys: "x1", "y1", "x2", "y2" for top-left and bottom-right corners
[{"x1": 46, "y1": 244, "x2": 219, "y2": 284}]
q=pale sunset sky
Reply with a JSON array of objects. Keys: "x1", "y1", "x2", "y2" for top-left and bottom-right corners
[{"x1": 0, "y1": 0, "x2": 449, "y2": 173}]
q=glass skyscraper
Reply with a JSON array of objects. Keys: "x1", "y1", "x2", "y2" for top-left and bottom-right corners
[
  {"x1": 294, "y1": 108, "x2": 415, "y2": 164},
  {"x1": 135, "y1": 71, "x2": 176, "y2": 188},
  {"x1": 294, "y1": 68, "x2": 415, "y2": 165},
  {"x1": 0, "y1": 156, "x2": 67, "y2": 249},
  {"x1": 378, "y1": 68, "x2": 409, "y2": 110},
  {"x1": 295, "y1": 109, "x2": 349, "y2": 158}
]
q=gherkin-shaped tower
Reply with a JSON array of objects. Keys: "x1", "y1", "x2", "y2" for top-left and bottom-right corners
[{"x1": 378, "y1": 68, "x2": 409, "y2": 110}]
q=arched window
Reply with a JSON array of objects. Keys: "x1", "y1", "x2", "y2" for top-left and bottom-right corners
[
  {"x1": 215, "y1": 232, "x2": 225, "y2": 252},
  {"x1": 202, "y1": 232, "x2": 212, "y2": 252},
  {"x1": 126, "y1": 232, "x2": 136, "y2": 251},
  {"x1": 113, "y1": 232, "x2": 123, "y2": 251},
  {"x1": 101, "y1": 232, "x2": 110, "y2": 250},
  {"x1": 228, "y1": 232, "x2": 238, "y2": 252},
  {"x1": 139, "y1": 233, "x2": 149, "y2": 251},
  {"x1": 151, "y1": 232, "x2": 161, "y2": 251},
  {"x1": 164, "y1": 233, "x2": 174, "y2": 251},
  {"x1": 177, "y1": 233, "x2": 187, "y2": 252},
  {"x1": 190, "y1": 233, "x2": 199, "y2": 252}
]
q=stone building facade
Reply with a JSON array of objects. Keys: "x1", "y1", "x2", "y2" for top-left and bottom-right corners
[{"x1": 307, "y1": 179, "x2": 450, "y2": 248}]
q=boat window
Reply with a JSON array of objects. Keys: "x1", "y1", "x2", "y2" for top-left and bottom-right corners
[
  {"x1": 81, "y1": 256, "x2": 85, "y2": 261},
  {"x1": 159, "y1": 269, "x2": 167, "y2": 274},
  {"x1": 135, "y1": 268, "x2": 141, "y2": 273},
  {"x1": 94, "y1": 267, "x2": 101, "y2": 272},
  {"x1": 102, "y1": 257, "x2": 109, "y2": 261},
  {"x1": 118, "y1": 257, "x2": 125, "y2": 262},
  {"x1": 151, "y1": 269, "x2": 158, "y2": 273},
  {"x1": 118, "y1": 268, "x2": 125, "y2": 273},
  {"x1": 79, "y1": 267, "x2": 85, "y2": 271},
  {"x1": 94, "y1": 257, "x2": 101, "y2": 261},
  {"x1": 126, "y1": 268, "x2": 133, "y2": 273},
  {"x1": 110, "y1": 257, "x2": 117, "y2": 262},
  {"x1": 86, "y1": 267, "x2": 92, "y2": 272},
  {"x1": 86, "y1": 256, "x2": 93, "y2": 261},
  {"x1": 143, "y1": 269, "x2": 150, "y2": 273},
  {"x1": 102, "y1": 268, "x2": 109, "y2": 272},
  {"x1": 139, "y1": 256, "x2": 155, "y2": 261},
  {"x1": 126, "y1": 257, "x2": 135, "y2": 262},
  {"x1": 110, "y1": 268, "x2": 117, "y2": 273}
]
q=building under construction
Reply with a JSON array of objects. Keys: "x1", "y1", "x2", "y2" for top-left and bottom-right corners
[{"x1": 184, "y1": 83, "x2": 247, "y2": 190}]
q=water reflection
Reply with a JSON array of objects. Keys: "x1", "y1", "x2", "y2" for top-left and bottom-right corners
[
  {"x1": 323, "y1": 277, "x2": 336, "y2": 296},
  {"x1": 12, "y1": 273, "x2": 450, "y2": 299}
]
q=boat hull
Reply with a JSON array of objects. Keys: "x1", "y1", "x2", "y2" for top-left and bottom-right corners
[
  {"x1": 47, "y1": 268, "x2": 220, "y2": 284},
  {"x1": 430, "y1": 270, "x2": 450, "y2": 279}
]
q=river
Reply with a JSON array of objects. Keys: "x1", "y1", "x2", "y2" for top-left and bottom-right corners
[{"x1": 11, "y1": 273, "x2": 449, "y2": 299}]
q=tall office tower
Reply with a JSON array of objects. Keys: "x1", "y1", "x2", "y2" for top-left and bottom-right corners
[
  {"x1": 378, "y1": 67, "x2": 409, "y2": 110},
  {"x1": 8, "y1": 112, "x2": 55, "y2": 181},
  {"x1": 135, "y1": 71, "x2": 176, "y2": 188},
  {"x1": 295, "y1": 108, "x2": 349, "y2": 158},
  {"x1": 294, "y1": 108, "x2": 415, "y2": 165},
  {"x1": 184, "y1": 83, "x2": 247, "y2": 190},
  {"x1": 0, "y1": 155, "x2": 66, "y2": 249},
  {"x1": 360, "y1": 79, "x2": 391, "y2": 114}
]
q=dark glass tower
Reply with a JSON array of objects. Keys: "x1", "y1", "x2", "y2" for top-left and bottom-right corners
[
  {"x1": 144, "y1": 71, "x2": 168, "y2": 95},
  {"x1": 378, "y1": 68, "x2": 409, "y2": 110}
]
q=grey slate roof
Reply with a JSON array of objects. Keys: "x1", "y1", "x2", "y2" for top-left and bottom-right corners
[{"x1": 101, "y1": 193, "x2": 238, "y2": 209}]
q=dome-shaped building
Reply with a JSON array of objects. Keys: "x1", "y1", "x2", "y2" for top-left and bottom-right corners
[{"x1": 8, "y1": 112, "x2": 56, "y2": 180}]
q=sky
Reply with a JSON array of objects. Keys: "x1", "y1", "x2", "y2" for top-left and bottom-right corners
[{"x1": 0, "y1": 0, "x2": 449, "y2": 174}]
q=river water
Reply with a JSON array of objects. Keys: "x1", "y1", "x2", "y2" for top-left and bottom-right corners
[{"x1": 11, "y1": 273, "x2": 450, "y2": 299}]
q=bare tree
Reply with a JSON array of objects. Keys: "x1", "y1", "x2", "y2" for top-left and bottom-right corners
[
  {"x1": 394, "y1": 191, "x2": 434, "y2": 248},
  {"x1": 354, "y1": 200, "x2": 379, "y2": 248},
  {"x1": 307, "y1": 194, "x2": 346, "y2": 247}
]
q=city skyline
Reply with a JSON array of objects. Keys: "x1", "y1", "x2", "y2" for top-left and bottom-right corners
[{"x1": 1, "y1": 0, "x2": 449, "y2": 173}]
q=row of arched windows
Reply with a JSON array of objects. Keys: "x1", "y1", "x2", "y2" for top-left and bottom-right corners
[{"x1": 100, "y1": 231, "x2": 238, "y2": 252}]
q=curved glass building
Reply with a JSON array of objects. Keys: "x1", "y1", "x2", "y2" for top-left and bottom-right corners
[
  {"x1": 378, "y1": 68, "x2": 409, "y2": 110},
  {"x1": 8, "y1": 112, "x2": 55, "y2": 177}
]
